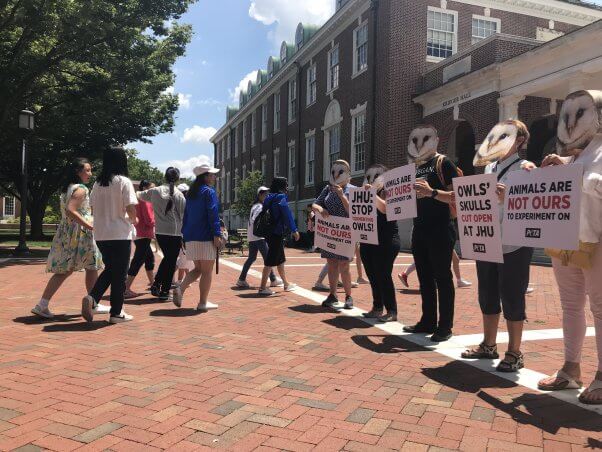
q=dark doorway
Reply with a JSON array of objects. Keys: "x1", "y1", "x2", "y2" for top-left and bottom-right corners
[
  {"x1": 448, "y1": 121, "x2": 476, "y2": 175},
  {"x1": 527, "y1": 115, "x2": 557, "y2": 165}
]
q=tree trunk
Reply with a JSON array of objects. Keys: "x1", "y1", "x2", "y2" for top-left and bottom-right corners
[{"x1": 28, "y1": 196, "x2": 49, "y2": 240}]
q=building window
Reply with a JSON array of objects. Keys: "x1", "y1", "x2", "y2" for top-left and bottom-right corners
[
  {"x1": 261, "y1": 103, "x2": 268, "y2": 141},
  {"x1": 307, "y1": 64, "x2": 317, "y2": 106},
  {"x1": 324, "y1": 125, "x2": 341, "y2": 180},
  {"x1": 288, "y1": 142, "x2": 296, "y2": 188},
  {"x1": 327, "y1": 46, "x2": 340, "y2": 92},
  {"x1": 288, "y1": 78, "x2": 297, "y2": 123},
  {"x1": 261, "y1": 154, "x2": 267, "y2": 175},
  {"x1": 242, "y1": 164, "x2": 247, "y2": 179},
  {"x1": 251, "y1": 111, "x2": 256, "y2": 147},
  {"x1": 251, "y1": 159, "x2": 256, "y2": 172},
  {"x1": 427, "y1": 8, "x2": 457, "y2": 60},
  {"x1": 234, "y1": 168, "x2": 239, "y2": 201},
  {"x1": 273, "y1": 148, "x2": 280, "y2": 177},
  {"x1": 242, "y1": 120, "x2": 247, "y2": 153},
  {"x1": 295, "y1": 24, "x2": 304, "y2": 50},
  {"x1": 353, "y1": 23, "x2": 368, "y2": 75},
  {"x1": 3, "y1": 197, "x2": 15, "y2": 217},
  {"x1": 472, "y1": 16, "x2": 500, "y2": 44},
  {"x1": 305, "y1": 135, "x2": 315, "y2": 186},
  {"x1": 226, "y1": 171, "x2": 231, "y2": 203},
  {"x1": 234, "y1": 128, "x2": 239, "y2": 156},
  {"x1": 280, "y1": 42, "x2": 288, "y2": 65},
  {"x1": 351, "y1": 112, "x2": 367, "y2": 173},
  {"x1": 274, "y1": 92, "x2": 281, "y2": 133}
]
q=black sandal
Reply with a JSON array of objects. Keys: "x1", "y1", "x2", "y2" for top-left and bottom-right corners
[
  {"x1": 496, "y1": 351, "x2": 524, "y2": 373},
  {"x1": 461, "y1": 342, "x2": 499, "y2": 359}
]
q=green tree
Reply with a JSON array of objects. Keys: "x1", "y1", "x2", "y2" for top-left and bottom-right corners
[
  {"x1": 126, "y1": 149, "x2": 165, "y2": 185},
  {"x1": 232, "y1": 171, "x2": 265, "y2": 218}
]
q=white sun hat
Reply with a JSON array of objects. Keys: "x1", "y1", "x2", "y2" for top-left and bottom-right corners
[{"x1": 193, "y1": 163, "x2": 220, "y2": 176}]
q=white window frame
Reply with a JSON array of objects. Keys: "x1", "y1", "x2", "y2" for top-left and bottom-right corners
[
  {"x1": 273, "y1": 148, "x2": 280, "y2": 178},
  {"x1": 225, "y1": 171, "x2": 231, "y2": 203},
  {"x1": 471, "y1": 15, "x2": 500, "y2": 44},
  {"x1": 261, "y1": 154, "x2": 267, "y2": 175},
  {"x1": 352, "y1": 21, "x2": 369, "y2": 78},
  {"x1": 288, "y1": 78, "x2": 297, "y2": 124},
  {"x1": 426, "y1": 6, "x2": 458, "y2": 63},
  {"x1": 288, "y1": 141, "x2": 296, "y2": 189},
  {"x1": 350, "y1": 103, "x2": 367, "y2": 175},
  {"x1": 251, "y1": 111, "x2": 256, "y2": 147},
  {"x1": 234, "y1": 127, "x2": 239, "y2": 157},
  {"x1": 306, "y1": 64, "x2": 317, "y2": 107},
  {"x1": 3, "y1": 197, "x2": 15, "y2": 217},
  {"x1": 234, "y1": 168, "x2": 239, "y2": 201},
  {"x1": 251, "y1": 159, "x2": 256, "y2": 172},
  {"x1": 327, "y1": 45, "x2": 340, "y2": 93},
  {"x1": 242, "y1": 119, "x2": 247, "y2": 153},
  {"x1": 261, "y1": 103, "x2": 268, "y2": 141},
  {"x1": 323, "y1": 124, "x2": 341, "y2": 181},
  {"x1": 242, "y1": 164, "x2": 247, "y2": 179},
  {"x1": 305, "y1": 131, "x2": 316, "y2": 187},
  {"x1": 274, "y1": 92, "x2": 281, "y2": 133},
  {"x1": 295, "y1": 25, "x2": 304, "y2": 50}
]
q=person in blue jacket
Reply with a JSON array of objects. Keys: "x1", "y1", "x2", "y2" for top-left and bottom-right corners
[
  {"x1": 258, "y1": 176, "x2": 300, "y2": 296},
  {"x1": 172, "y1": 164, "x2": 224, "y2": 311}
]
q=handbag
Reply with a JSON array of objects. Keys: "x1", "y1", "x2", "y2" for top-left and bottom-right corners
[{"x1": 545, "y1": 241, "x2": 598, "y2": 270}]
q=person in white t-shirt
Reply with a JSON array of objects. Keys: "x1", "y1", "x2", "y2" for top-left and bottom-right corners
[
  {"x1": 235, "y1": 186, "x2": 282, "y2": 288},
  {"x1": 82, "y1": 146, "x2": 138, "y2": 324}
]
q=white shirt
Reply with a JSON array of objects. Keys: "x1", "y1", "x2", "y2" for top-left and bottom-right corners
[
  {"x1": 90, "y1": 176, "x2": 138, "y2": 241},
  {"x1": 574, "y1": 134, "x2": 602, "y2": 244},
  {"x1": 485, "y1": 155, "x2": 527, "y2": 254},
  {"x1": 247, "y1": 203, "x2": 263, "y2": 242}
]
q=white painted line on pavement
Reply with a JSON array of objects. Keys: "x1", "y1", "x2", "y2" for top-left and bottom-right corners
[
  {"x1": 220, "y1": 257, "x2": 602, "y2": 415},
  {"x1": 249, "y1": 263, "x2": 475, "y2": 268}
]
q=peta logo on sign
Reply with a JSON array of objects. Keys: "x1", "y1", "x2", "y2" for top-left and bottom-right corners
[
  {"x1": 327, "y1": 243, "x2": 336, "y2": 250},
  {"x1": 525, "y1": 228, "x2": 541, "y2": 239},
  {"x1": 360, "y1": 234, "x2": 367, "y2": 241},
  {"x1": 473, "y1": 243, "x2": 486, "y2": 253}
]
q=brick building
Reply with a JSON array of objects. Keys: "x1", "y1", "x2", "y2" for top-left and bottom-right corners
[{"x1": 211, "y1": 0, "x2": 602, "y2": 235}]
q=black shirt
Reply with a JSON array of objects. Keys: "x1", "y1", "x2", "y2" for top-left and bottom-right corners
[
  {"x1": 414, "y1": 155, "x2": 458, "y2": 229},
  {"x1": 376, "y1": 208, "x2": 400, "y2": 247}
]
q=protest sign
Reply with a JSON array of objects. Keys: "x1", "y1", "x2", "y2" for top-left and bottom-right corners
[
  {"x1": 502, "y1": 163, "x2": 583, "y2": 250},
  {"x1": 314, "y1": 212, "x2": 355, "y2": 259},
  {"x1": 453, "y1": 174, "x2": 503, "y2": 263},
  {"x1": 349, "y1": 187, "x2": 378, "y2": 245},
  {"x1": 383, "y1": 163, "x2": 417, "y2": 221}
]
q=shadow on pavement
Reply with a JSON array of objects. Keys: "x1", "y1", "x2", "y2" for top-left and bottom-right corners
[
  {"x1": 322, "y1": 316, "x2": 373, "y2": 330},
  {"x1": 42, "y1": 321, "x2": 111, "y2": 332},
  {"x1": 398, "y1": 288, "x2": 421, "y2": 295},
  {"x1": 13, "y1": 314, "x2": 81, "y2": 325},
  {"x1": 288, "y1": 304, "x2": 334, "y2": 314},
  {"x1": 236, "y1": 293, "x2": 279, "y2": 299},
  {"x1": 124, "y1": 297, "x2": 168, "y2": 306},
  {"x1": 351, "y1": 334, "x2": 425, "y2": 353},
  {"x1": 150, "y1": 308, "x2": 202, "y2": 317},
  {"x1": 422, "y1": 360, "x2": 515, "y2": 392}
]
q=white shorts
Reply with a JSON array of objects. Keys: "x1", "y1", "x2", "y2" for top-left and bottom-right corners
[{"x1": 185, "y1": 241, "x2": 217, "y2": 261}]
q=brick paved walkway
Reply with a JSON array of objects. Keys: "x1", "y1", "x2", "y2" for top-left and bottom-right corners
[{"x1": 0, "y1": 250, "x2": 600, "y2": 451}]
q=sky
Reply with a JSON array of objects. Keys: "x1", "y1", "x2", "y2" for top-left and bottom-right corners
[{"x1": 133, "y1": 0, "x2": 602, "y2": 178}]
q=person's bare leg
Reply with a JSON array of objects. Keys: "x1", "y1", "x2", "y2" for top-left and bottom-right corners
[
  {"x1": 198, "y1": 260, "x2": 214, "y2": 305},
  {"x1": 340, "y1": 261, "x2": 352, "y2": 297},
  {"x1": 483, "y1": 313, "x2": 500, "y2": 346},
  {"x1": 355, "y1": 247, "x2": 364, "y2": 281},
  {"x1": 327, "y1": 259, "x2": 340, "y2": 296},
  {"x1": 41, "y1": 272, "x2": 73, "y2": 302},
  {"x1": 125, "y1": 274, "x2": 136, "y2": 291},
  {"x1": 260, "y1": 266, "x2": 271, "y2": 289},
  {"x1": 85, "y1": 270, "x2": 98, "y2": 294},
  {"x1": 146, "y1": 270, "x2": 154, "y2": 286},
  {"x1": 180, "y1": 261, "x2": 202, "y2": 293},
  {"x1": 276, "y1": 264, "x2": 289, "y2": 286},
  {"x1": 452, "y1": 250, "x2": 462, "y2": 280},
  {"x1": 507, "y1": 320, "x2": 523, "y2": 354}
]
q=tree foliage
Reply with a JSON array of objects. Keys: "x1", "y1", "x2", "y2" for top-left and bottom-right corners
[{"x1": 232, "y1": 171, "x2": 265, "y2": 218}]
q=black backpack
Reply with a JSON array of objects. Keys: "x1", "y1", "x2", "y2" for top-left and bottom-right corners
[{"x1": 253, "y1": 197, "x2": 275, "y2": 238}]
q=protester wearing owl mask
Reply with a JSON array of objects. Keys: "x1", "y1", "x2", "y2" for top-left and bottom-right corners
[
  {"x1": 312, "y1": 160, "x2": 355, "y2": 309},
  {"x1": 537, "y1": 90, "x2": 602, "y2": 405},
  {"x1": 359, "y1": 165, "x2": 401, "y2": 322},
  {"x1": 463, "y1": 119, "x2": 535, "y2": 373},
  {"x1": 403, "y1": 125, "x2": 460, "y2": 342}
]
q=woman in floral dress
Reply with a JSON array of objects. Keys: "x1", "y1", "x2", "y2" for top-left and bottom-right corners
[{"x1": 31, "y1": 158, "x2": 107, "y2": 319}]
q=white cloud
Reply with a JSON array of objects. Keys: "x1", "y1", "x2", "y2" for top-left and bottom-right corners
[
  {"x1": 248, "y1": 0, "x2": 334, "y2": 48},
  {"x1": 158, "y1": 154, "x2": 213, "y2": 179},
  {"x1": 180, "y1": 125, "x2": 217, "y2": 145},
  {"x1": 163, "y1": 86, "x2": 192, "y2": 110},
  {"x1": 229, "y1": 70, "x2": 259, "y2": 103}
]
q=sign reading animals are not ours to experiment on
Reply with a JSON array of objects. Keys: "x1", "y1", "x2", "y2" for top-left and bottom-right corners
[
  {"x1": 453, "y1": 173, "x2": 503, "y2": 263},
  {"x1": 502, "y1": 163, "x2": 583, "y2": 250},
  {"x1": 383, "y1": 163, "x2": 417, "y2": 221},
  {"x1": 314, "y1": 212, "x2": 355, "y2": 259},
  {"x1": 349, "y1": 187, "x2": 378, "y2": 245}
]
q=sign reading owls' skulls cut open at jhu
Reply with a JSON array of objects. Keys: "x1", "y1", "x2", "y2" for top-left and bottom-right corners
[
  {"x1": 349, "y1": 187, "x2": 378, "y2": 245},
  {"x1": 314, "y1": 212, "x2": 355, "y2": 259},
  {"x1": 383, "y1": 164, "x2": 417, "y2": 221},
  {"x1": 502, "y1": 164, "x2": 583, "y2": 250}
]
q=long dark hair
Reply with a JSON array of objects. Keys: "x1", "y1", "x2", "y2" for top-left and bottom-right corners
[
  {"x1": 164, "y1": 167, "x2": 180, "y2": 214},
  {"x1": 98, "y1": 146, "x2": 128, "y2": 186},
  {"x1": 138, "y1": 179, "x2": 152, "y2": 191},
  {"x1": 187, "y1": 173, "x2": 211, "y2": 200},
  {"x1": 270, "y1": 177, "x2": 288, "y2": 194},
  {"x1": 62, "y1": 158, "x2": 90, "y2": 193}
]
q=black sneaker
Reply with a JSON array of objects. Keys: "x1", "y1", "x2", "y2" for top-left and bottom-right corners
[
  {"x1": 343, "y1": 295, "x2": 353, "y2": 310},
  {"x1": 403, "y1": 324, "x2": 436, "y2": 334},
  {"x1": 321, "y1": 294, "x2": 338, "y2": 308},
  {"x1": 430, "y1": 330, "x2": 453, "y2": 342},
  {"x1": 150, "y1": 285, "x2": 161, "y2": 298},
  {"x1": 158, "y1": 292, "x2": 171, "y2": 301}
]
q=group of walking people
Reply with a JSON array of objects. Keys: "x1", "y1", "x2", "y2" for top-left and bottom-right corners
[{"x1": 29, "y1": 90, "x2": 602, "y2": 404}]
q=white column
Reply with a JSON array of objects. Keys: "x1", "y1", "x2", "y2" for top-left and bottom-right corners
[{"x1": 498, "y1": 95, "x2": 525, "y2": 121}]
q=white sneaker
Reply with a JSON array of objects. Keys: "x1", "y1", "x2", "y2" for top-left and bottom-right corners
[
  {"x1": 284, "y1": 283, "x2": 298, "y2": 292},
  {"x1": 197, "y1": 301, "x2": 218, "y2": 312},
  {"x1": 109, "y1": 311, "x2": 133, "y2": 323},
  {"x1": 457, "y1": 279, "x2": 472, "y2": 288},
  {"x1": 526, "y1": 286, "x2": 535, "y2": 294},
  {"x1": 93, "y1": 303, "x2": 111, "y2": 314},
  {"x1": 236, "y1": 280, "x2": 250, "y2": 289},
  {"x1": 357, "y1": 277, "x2": 369, "y2": 285},
  {"x1": 312, "y1": 282, "x2": 329, "y2": 291},
  {"x1": 172, "y1": 286, "x2": 183, "y2": 308},
  {"x1": 270, "y1": 277, "x2": 284, "y2": 287},
  {"x1": 31, "y1": 305, "x2": 54, "y2": 319},
  {"x1": 258, "y1": 288, "x2": 275, "y2": 296},
  {"x1": 81, "y1": 295, "x2": 95, "y2": 323}
]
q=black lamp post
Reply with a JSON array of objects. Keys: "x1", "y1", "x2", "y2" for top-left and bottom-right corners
[{"x1": 13, "y1": 109, "x2": 34, "y2": 256}]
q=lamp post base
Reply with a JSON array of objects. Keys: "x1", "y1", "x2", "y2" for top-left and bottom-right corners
[{"x1": 13, "y1": 241, "x2": 31, "y2": 256}]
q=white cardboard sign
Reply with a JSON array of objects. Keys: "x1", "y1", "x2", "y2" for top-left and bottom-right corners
[
  {"x1": 383, "y1": 163, "x2": 417, "y2": 221},
  {"x1": 502, "y1": 163, "x2": 583, "y2": 250},
  {"x1": 314, "y1": 212, "x2": 355, "y2": 259},
  {"x1": 453, "y1": 174, "x2": 503, "y2": 263},
  {"x1": 349, "y1": 187, "x2": 378, "y2": 245}
]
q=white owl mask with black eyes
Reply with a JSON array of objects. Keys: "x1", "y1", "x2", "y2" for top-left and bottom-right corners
[
  {"x1": 474, "y1": 122, "x2": 519, "y2": 167},
  {"x1": 363, "y1": 165, "x2": 386, "y2": 191},
  {"x1": 556, "y1": 90, "x2": 602, "y2": 156},
  {"x1": 408, "y1": 127, "x2": 439, "y2": 164},
  {"x1": 329, "y1": 162, "x2": 351, "y2": 186}
]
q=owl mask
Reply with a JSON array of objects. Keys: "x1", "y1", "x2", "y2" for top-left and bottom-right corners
[
  {"x1": 329, "y1": 161, "x2": 351, "y2": 187},
  {"x1": 557, "y1": 90, "x2": 602, "y2": 157},
  {"x1": 363, "y1": 165, "x2": 387, "y2": 192},
  {"x1": 474, "y1": 121, "x2": 523, "y2": 167},
  {"x1": 408, "y1": 126, "x2": 439, "y2": 164}
]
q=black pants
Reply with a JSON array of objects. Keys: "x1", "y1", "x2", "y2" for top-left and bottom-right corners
[
  {"x1": 411, "y1": 225, "x2": 456, "y2": 333},
  {"x1": 154, "y1": 234, "x2": 182, "y2": 294},
  {"x1": 361, "y1": 241, "x2": 400, "y2": 313},
  {"x1": 90, "y1": 240, "x2": 131, "y2": 317},
  {"x1": 127, "y1": 238, "x2": 155, "y2": 277}
]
